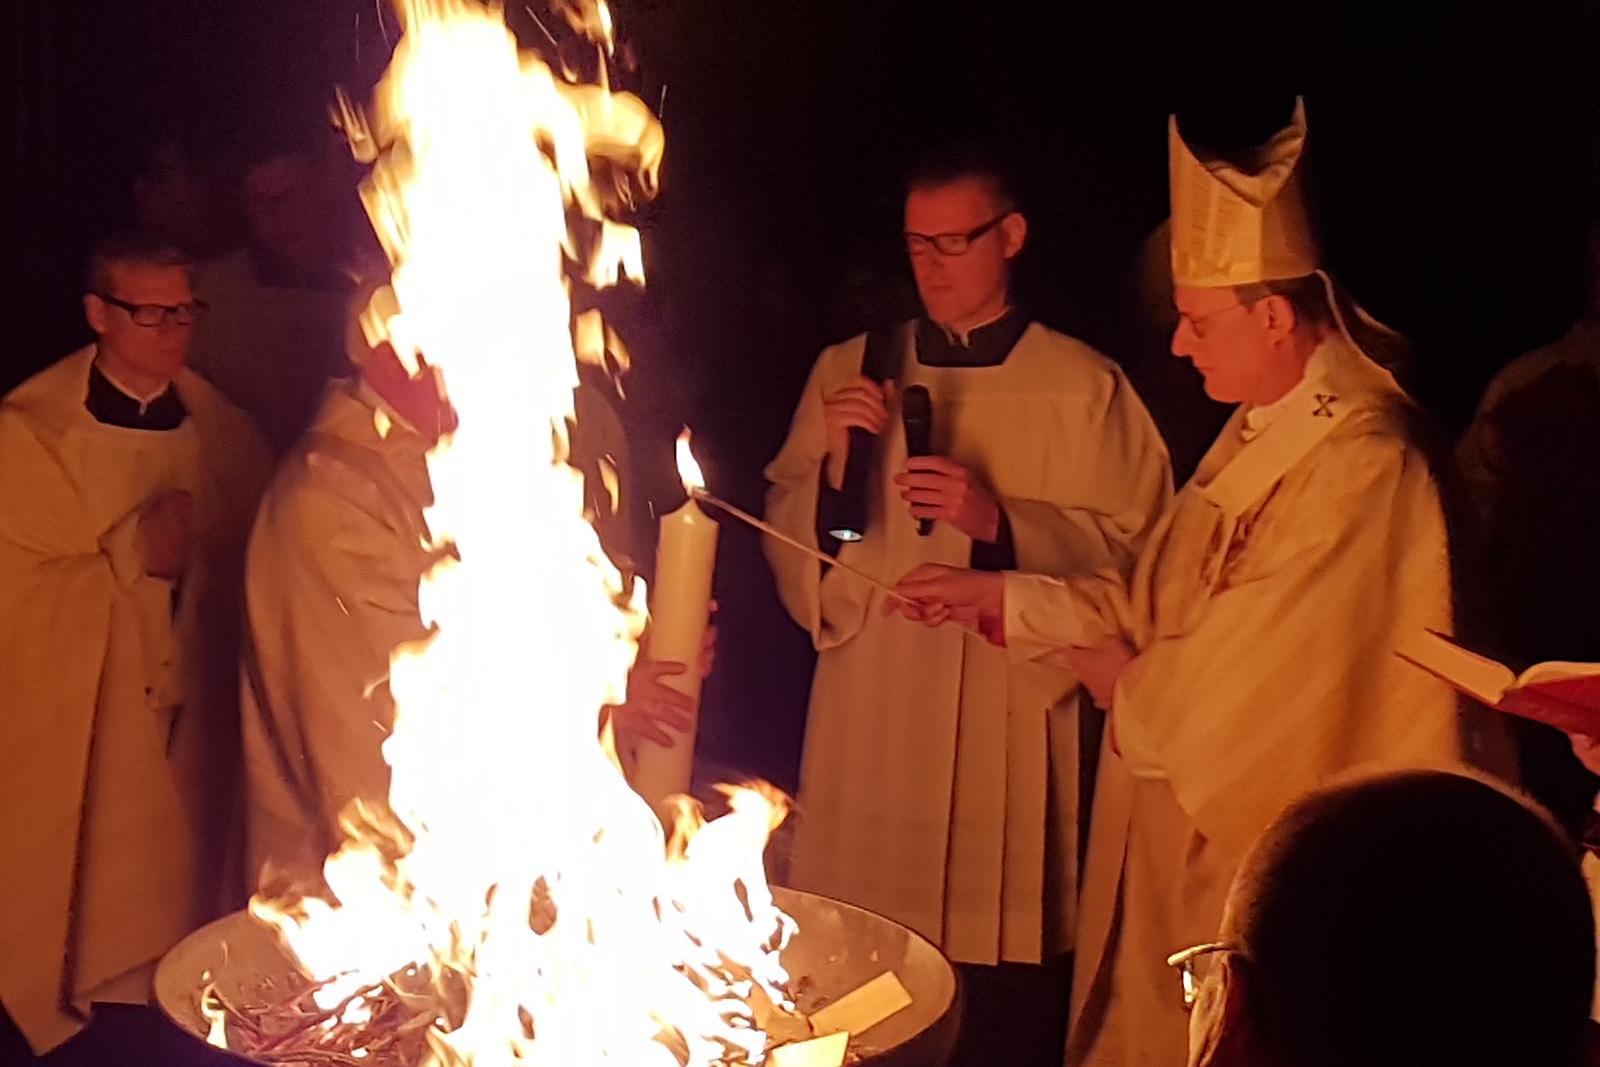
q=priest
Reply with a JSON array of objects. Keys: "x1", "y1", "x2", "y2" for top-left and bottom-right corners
[
  {"x1": 0, "y1": 231, "x2": 270, "y2": 1053},
  {"x1": 890, "y1": 103, "x2": 1512, "y2": 1066},
  {"x1": 763, "y1": 145, "x2": 1172, "y2": 1058},
  {"x1": 242, "y1": 291, "x2": 711, "y2": 885}
]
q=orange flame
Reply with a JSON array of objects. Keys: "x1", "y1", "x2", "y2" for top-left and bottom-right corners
[
  {"x1": 675, "y1": 429, "x2": 707, "y2": 493},
  {"x1": 247, "y1": 3, "x2": 797, "y2": 1064}
]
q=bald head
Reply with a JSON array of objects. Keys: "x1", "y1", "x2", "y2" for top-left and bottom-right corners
[{"x1": 1197, "y1": 770, "x2": 1594, "y2": 1067}]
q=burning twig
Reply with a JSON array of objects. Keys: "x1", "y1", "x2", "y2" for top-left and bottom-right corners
[{"x1": 199, "y1": 958, "x2": 826, "y2": 1067}]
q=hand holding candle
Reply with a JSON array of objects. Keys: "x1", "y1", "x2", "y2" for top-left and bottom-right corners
[{"x1": 628, "y1": 431, "x2": 719, "y2": 817}]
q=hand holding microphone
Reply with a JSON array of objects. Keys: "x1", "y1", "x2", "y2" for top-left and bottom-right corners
[
  {"x1": 894, "y1": 386, "x2": 1001, "y2": 543},
  {"x1": 900, "y1": 385, "x2": 935, "y2": 535}
]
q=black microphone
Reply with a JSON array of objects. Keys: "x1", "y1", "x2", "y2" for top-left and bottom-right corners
[{"x1": 901, "y1": 385, "x2": 934, "y2": 536}]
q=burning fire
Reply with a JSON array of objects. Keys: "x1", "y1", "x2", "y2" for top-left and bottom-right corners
[
  {"x1": 241, "y1": 3, "x2": 799, "y2": 1064},
  {"x1": 676, "y1": 430, "x2": 707, "y2": 493}
]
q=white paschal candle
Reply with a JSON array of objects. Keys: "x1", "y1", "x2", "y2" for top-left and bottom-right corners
[{"x1": 629, "y1": 431, "x2": 719, "y2": 817}]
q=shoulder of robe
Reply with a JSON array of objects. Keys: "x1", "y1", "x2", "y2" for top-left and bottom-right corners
[
  {"x1": 0, "y1": 348, "x2": 94, "y2": 449},
  {"x1": 2, "y1": 347, "x2": 92, "y2": 412},
  {"x1": 807, "y1": 322, "x2": 913, "y2": 391},
  {"x1": 1293, "y1": 404, "x2": 1441, "y2": 508},
  {"x1": 255, "y1": 447, "x2": 391, "y2": 560},
  {"x1": 1009, "y1": 324, "x2": 1146, "y2": 411},
  {"x1": 262, "y1": 408, "x2": 424, "y2": 543}
]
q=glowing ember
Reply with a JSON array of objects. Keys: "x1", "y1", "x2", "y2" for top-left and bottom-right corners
[{"x1": 238, "y1": 3, "x2": 800, "y2": 1064}]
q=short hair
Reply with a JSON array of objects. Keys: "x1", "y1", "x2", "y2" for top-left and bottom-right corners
[
  {"x1": 1233, "y1": 273, "x2": 1335, "y2": 332},
  {"x1": 904, "y1": 142, "x2": 1019, "y2": 213},
  {"x1": 1231, "y1": 770, "x2": 1594, "y2": 1067},
  {"x1": 84, "y1": 230, "x2": 192, "y2": 295}
]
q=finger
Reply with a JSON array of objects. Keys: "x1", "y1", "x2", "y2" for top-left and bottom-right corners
[
  {"x1": 647, "y1": 661, "x2": 690, "y2": 678},
  {"x1": 825, "y1": 397, "x2": 885, "y2": 421},
  {"x1": 637, "y1": 684, "x2": 695, "y2": 716},
  {"x1": 707, "y1": 599, "x2": 719, "y2": 616},
  {"x1": 829, "y1": 410, "x2": 890, "y2": 434},
  {"x1": 900, "y1": 489, "x2": 956, "y2": 506},
  {"x1": 893, "y1": 573, "x2": 954, "y2": 599},
  {"x1": 903, "y1": 455, "x2": 965, "y2": 477},
  {"x1": 907, "y1": 504, "x2": 952, "y2": 520},
  {"x1": 882, "y1": 597, "x2": 926, "y2": 622},
  {"x1": 945, "y1": 601, "x2": 983, "y2": 621},
  {"x1": 855, "y1": 376, "x2": 892, "y2": 402},
  {"x1": 830, "y1": 398, "x2": 891, "y2": 424},
  {"x1": 893, "y1": 473, "x2": 958, "y2": 492},
  {"x1": 828, "y1": 384, "x2": 891, "y2": 408},
  {"x1": 634, "y1": 723, "x2": 677, "y2": 748},
  {"x1": 838, "y1": 414, "x2": 889, "y2": 435},
  {"x1": 646, "y1": 707, "x2": 695, "y2": 733},
  {"x1": 647, "y1": 685, "x2": 697, "y2": 713}
]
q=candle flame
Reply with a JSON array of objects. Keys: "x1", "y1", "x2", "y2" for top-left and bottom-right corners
[{"x1": 675, "y1": 429, "x2": 706, "y2": 493}]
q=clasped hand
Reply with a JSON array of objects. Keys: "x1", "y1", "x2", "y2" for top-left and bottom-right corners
[
  {"x1": 610, "y1": 605, "x2": 718, "y2": 749},
  {"x1": 884, "y1": 564, "x2": 1007, "y2": 645}
]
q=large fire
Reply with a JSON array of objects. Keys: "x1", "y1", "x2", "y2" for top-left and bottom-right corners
[{"x1": 238, "y1": 2, "x2": 801, "y2": 1063}]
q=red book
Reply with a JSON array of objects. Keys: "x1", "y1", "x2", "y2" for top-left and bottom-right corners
[{"x1": 1395, "y1": 630, "x2": 1600, "y2": 737}]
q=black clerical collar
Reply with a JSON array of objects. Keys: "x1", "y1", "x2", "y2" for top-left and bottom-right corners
[
  {"x1": 916, "y1": 309, "x2": 1029, "y2": 368},
  {"x1": 86, "y1": 362, "x2": 187, "y2": 431}
]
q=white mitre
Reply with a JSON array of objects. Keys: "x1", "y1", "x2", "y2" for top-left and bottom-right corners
[{"x1": 1169, "y1": 97, "x2": 1317, "y2": 287}]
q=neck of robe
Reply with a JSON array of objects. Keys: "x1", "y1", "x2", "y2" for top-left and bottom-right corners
[
  {"x1": 87, "y1": 354, "x2": 187, "y2": 431},
  {"x1": 916, "y1": 307, "x2": 1029, "y2": 368}
]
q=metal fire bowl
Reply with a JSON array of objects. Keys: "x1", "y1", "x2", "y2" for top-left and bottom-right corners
[{"x1": 155, "y1": 887, "x2": 960, "y2": 1066}]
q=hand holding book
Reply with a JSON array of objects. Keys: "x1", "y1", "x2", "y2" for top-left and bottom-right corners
[{"x1": 1395, "y1": 630, "x2": 1600, "y2": 736}]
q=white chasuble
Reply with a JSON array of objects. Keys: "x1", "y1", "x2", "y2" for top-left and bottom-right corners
[
  {"x1": 241, "y1": 383, "x2": 436, "y2": 886},
  {"x1": 0, "y1": 347, "x2": 267, "y2": 1052},
  {"x1": 1005, "y1": 338, "x2": 1512, "y2": 1065}
]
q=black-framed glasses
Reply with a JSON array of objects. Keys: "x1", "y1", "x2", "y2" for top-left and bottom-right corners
[
  {"x1": 1167, "y1": 942, "x2": 1236, "y2": 1011},
  {"x1": 95, "y1": 293, "x2": 208, "y2": 328},
  {"x1": 904, "y1": 213, "x2": 1012, "y2": 257}
]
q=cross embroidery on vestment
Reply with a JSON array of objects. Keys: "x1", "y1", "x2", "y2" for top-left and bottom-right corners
[{"x1": 1313, "y1": 393, "x2": 1337, "y2": 418}]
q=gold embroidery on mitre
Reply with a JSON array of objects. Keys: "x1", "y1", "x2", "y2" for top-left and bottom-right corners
[{"x1": 1169, "y1": 98, "x2": 1318, "y2": 288}]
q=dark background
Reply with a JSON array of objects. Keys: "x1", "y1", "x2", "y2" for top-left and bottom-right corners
[{"x1": 4, "y1": 0, "x2": 1599, "y2": 794}]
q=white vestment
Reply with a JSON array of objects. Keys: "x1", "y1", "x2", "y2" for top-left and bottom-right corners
[
  {"x1": 0, "y1": 347, "x2": 268, "y2": 1051},
  {"x1": 1003, "y1": 337, "x2": 1512, "y2": 1065},
  {"x1": 241, "y1": 382, "x2": 436, "y2": 885},
  {"x1": 765, "y1": 322, "x2": 1172, "y2": 964}
]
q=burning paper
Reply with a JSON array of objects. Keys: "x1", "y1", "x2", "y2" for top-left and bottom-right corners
[{"x1": 237, "y1": 3, "x2": 802, "y2": 1064}]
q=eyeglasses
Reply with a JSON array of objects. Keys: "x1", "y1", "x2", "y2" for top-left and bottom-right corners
[
  {"x1": 1176, "y1": 301, "x2": 1255, "y2": 340},
  {"x1": 1167, "y1": 942, "x2": 1236, "y2": 1012},
  {"x1": 95, "y1": 293, "x2": 208, "y2": 328},
  {"x1": 904, "y1": 213, "x2": 1012, "y2": 257}
]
